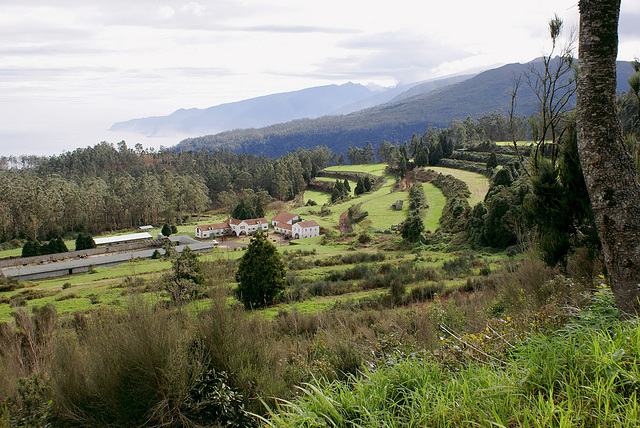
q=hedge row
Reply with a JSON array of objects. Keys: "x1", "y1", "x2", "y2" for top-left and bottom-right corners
[
  {"x1": 436, "y1": 158, "x2": 490, "y2": 176},
  {"x1": 316, "y1": 170, "x2": 386, "y2": 190},
  {"x1": 449, "y1": 151, "x2": 516, "y2": 166}
]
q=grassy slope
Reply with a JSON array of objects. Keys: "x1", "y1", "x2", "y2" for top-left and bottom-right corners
[
  {"x1": 427, "y1": 166, "x2": 490, "y2": 206},
  {"x1": 292, "y1": 164, "x2": 412, "y2": 231},
  {"x1": 266, "y1": 292, "x2": 640, "y2": 428}
]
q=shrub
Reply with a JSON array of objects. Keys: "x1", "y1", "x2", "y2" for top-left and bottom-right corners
[
  {"x1": 407, "y1": 282, "x2": 445, "y2": 303},
  {"x1": 163, "y1": 247, "x2": 204, "y2": 305},
  {"x1": 161, "y1": 223, "x2": 172, "y2": 237},
  {"x1": 50, "y1": 301, "x2": 253, "y2": 427},
  {"x1": 75, "y1": 232, "x2": 96, "y2": 251}
]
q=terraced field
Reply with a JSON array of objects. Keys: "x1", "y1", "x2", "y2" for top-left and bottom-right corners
[{"x1": 427, "y1": 166, "x2": 490, "y2": 206}]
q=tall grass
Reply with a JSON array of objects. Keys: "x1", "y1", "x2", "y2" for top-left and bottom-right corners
[{"x1": 264, "y1": 289, "x2": 640, "y2": 427}]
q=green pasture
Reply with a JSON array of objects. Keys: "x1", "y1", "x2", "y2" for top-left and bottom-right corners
[
  {"x1": 0, "y1": 247, "x2": 23, "y2": 258},
  {"x1": 495, "y1": 140, "x2": 536, "y2": 147},
  {"x1": 302, "y1": 189, "x2": 331, "y2": 206},
  {"x1": 324, "y1": 163, "x2": 388, "y2": 177},
  {"x1": 422, "y1": 183, "x2": 447, "y2": 233},
  {"x1": 427, "y1": 166, "x2": 490, "y2": 206},
  {"x1": 291, "y1": 182, "x2": 397, "y2": 231},
  {"x1": 359, "y1": 191, "x2": 408, "y2": 230}
]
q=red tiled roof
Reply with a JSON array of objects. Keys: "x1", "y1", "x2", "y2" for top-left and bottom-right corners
[
  {"x1": 245, "y1": 217, "x2": 267, "y2": 225},
  {"x1": 296, "y1": 220, "x2": 319, "y2": 228},
  {"x1": 271, "y1": 212, "x2": 298, "y2": 224},
  {"x1": 275, "y1": 223, "x2": 293, "y2": 231},
  {"x1": 229, "y1": 217, "x2": 267, "y2": 226},
  {"x1": 197, "y1": 222, "x2": 229, "y2": 231}
]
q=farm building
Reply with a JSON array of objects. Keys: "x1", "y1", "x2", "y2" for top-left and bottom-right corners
[
  {"x1": 1, "y1": 242, "x2": 216, "y2": 281},
  {"x1": 195, "y1": 222, "x2": 231, "y2": 239},
  {"x1": 392, "y1": 200, "x2": 404, "y2": 210},
  {"x1": 228, "y1": 218, "x2": 269, "y2": 236},
  {"x1": 275, "y1": 219, "x2": 320, "y2": 240},
  {"x1": 93, "y1": 232, "x2": 153, "y2": 246},
  {"x1": 270, "y1": 212, "x2": 300, "y2": 227}
]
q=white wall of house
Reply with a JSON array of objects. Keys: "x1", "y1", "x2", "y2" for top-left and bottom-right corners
[
  {"x1": 231, "y1": 220, "x2": 268, "y2": 236},
  {"x1": 195, "y1": 225, "x2": 229, "y2": 239},
  {"x1": 291, "y1": 223, "x2": 320, "y2": 239}
]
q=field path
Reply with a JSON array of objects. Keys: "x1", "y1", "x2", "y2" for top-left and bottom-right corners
[{"x1": 339, "y1": 210, "x2": 348, "y2": 233}]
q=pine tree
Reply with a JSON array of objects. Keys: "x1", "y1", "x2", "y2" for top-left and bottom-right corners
[
  {"x1": 363, "y1": 176, "x2": 372, "y2": 192},
  {"x1": 235, "y1": 232, "x2": 286, "y2": 309},
  {"x1": 354, "y1": 177, "x2": 365, "y2": 196},
  {"x1": 75, "y1": 232, "x2": 96, "y2": 251}
]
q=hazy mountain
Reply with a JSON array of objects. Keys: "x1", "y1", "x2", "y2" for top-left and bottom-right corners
[
  {"x1": 110, "y1": 76, "x2": 475, "y2": 138},
  {"x1": 110, "y1": 82, "x2": 374, "y2": 137},
  {"x1": 174, "y1": 59, "x2": 634, "y2": 157}
]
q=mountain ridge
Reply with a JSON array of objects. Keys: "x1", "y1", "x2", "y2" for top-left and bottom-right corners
[
  {"x1": 109, "y1": 75, "x2": 474, "y2": 138},
  {"x1": 172, "y1": 58, "x2": 634, "y2": 157}
]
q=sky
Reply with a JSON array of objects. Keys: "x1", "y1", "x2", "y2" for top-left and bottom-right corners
[{"x1": 1, "y1": 0, "x2": 639, "y2": 157}]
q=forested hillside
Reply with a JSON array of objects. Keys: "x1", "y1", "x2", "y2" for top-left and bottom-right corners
[
  {"x1": 175, "y1": 59, "x2": 634, "y2": 157},
  {"x1": 0, "y1": 142, "x2": 334, "y2": 242}
]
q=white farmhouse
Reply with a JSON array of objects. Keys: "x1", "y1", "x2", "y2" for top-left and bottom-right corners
[
  {"x1": 291, "y1": 220, "x2": 320, "y2": 239},
  {"x1": 228, "y1": 217, "x2": 269, "y2": 236},
  {"x1": 274, "y1": 219, "x2": 320, "y2": 240},
  {"x1": 195, "y1": 222, "x2": 230, "y2": 239},
  {"x1": 270, "y1": 212, "x2": 300, "y2": 227}
]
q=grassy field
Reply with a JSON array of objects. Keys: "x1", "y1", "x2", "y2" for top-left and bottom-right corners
[
  {"x1": 495, "y1": 140, "x2": 535, "y2": 147},
  {"x1": 291, "y1": 167, "x2": 402, "y2": 231},
  {"x1": 301, "y1": 189, "x2": 332, "y2": 206},
  {"x1": 422, "y1": 183, "x2": 447, "y2": 233},
  {"x1": 427, "y1": 166, "x2": 490, "y2": 206},
  {"x1": 324, "y1": 163, "x2": 388, "y2": 177}
]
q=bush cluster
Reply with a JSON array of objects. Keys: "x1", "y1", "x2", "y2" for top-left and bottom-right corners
[{"x1": 21, "y1": 236, "x2": 68, "y2": 258}]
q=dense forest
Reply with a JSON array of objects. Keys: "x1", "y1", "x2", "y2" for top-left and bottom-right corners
[{"x1": 0, "y1": 143, "x2": 333, "y2": 242}]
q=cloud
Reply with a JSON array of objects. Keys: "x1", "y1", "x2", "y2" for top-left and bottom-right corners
[
  {"x1": 240, "y1": 25, "x2": 357, "y2": 34},
  {"x1": 182, "y1": 2, "x2": 207, "y2": 16},
  {"x1": 157, "y1": 6, "x2": 176, "y2": 19},
  {"x1": 314, "y1": 32, "x2": 470, "y2": 83},
  {"x1": 619, "y1": 12, "x2": 640, "y2": 40}
]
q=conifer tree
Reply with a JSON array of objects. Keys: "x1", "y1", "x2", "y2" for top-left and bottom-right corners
[{"x1": 235, "y1": 232, "x2": 286, "y2": 309}]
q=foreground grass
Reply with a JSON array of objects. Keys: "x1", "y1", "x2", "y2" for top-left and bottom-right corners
[{"x1": 264, "y1": 290, "x2": 640, "y2": 427}]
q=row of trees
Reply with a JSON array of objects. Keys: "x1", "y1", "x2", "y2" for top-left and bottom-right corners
[{"x1": 401, "y1": 184, "x2": 427, "y2": 243}]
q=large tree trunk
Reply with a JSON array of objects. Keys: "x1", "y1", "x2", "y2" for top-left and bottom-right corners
[{"x1": 577, "y1": 0, "x2": 640, "y2": 316}]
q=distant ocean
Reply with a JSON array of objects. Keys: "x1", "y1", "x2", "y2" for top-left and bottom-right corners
[{"x1": 0, "y1": 129, "x2": 189, "y2": 158}]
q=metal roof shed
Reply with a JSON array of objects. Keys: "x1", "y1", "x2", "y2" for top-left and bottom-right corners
[{"x1": 94, "y1": 232, "x2": 153, "y2": 246}]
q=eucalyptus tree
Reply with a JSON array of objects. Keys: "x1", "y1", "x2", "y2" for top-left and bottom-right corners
[{"x1": 576, "y1": 0, "x2": 640, "y2": 316}]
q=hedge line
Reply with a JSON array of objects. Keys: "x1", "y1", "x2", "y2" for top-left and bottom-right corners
[
  {"x1": 449, "y1": 151, "x2": 516, "y2": 166},
  {"x1": 436, "y1": 158, "x2": 490, "y2": 177}
]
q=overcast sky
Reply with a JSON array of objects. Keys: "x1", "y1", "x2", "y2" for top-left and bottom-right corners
[{"x1": 1, "y1": 0, "x2": 639, "y2": 157}]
